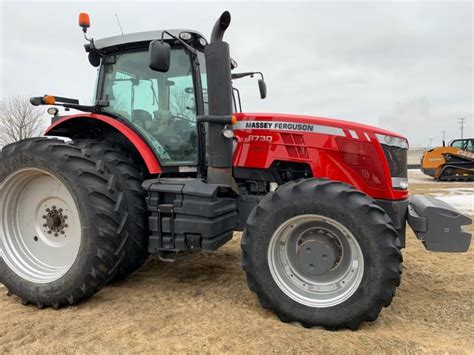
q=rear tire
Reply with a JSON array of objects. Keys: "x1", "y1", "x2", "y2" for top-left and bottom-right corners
[
  {"x1": 241, "y1": 179, "x2": 402, "y2": 330},
  {"x1": 0, "y1": 138, "x2": 128, "y2": 308},
  {"x1": 76, "y1": 140, "x2": 149, "y2": 282}
]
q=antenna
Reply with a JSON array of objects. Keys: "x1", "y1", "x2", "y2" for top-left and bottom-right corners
[
  {"x1": 115, "y1": 13, "x2": 124, "y2": 35},
  {"x1": 441, "y1": 130, "x2": 447, "y2": 145}
]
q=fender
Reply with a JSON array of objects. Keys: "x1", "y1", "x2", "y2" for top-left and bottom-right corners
[{"x1": 44, "y1": 113, "x2": 162, "y2": 173}]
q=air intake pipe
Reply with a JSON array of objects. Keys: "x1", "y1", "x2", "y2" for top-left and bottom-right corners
[{"x1": 204, "y1": 11, "x2": 235, "y2": 187}]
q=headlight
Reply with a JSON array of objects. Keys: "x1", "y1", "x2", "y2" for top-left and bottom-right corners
[
  {"x1": 392, "y1": 177, "x2": 408, "y2": 190},
  {"x1": 222, "y1": 128, "x2": 234, "y2": 139},
  {"x1": 375, "y1": 133, "x2": 408, "y2": 149},
  {"x1": 179, "y1": 32, "x2": 192, "y2": 41}
]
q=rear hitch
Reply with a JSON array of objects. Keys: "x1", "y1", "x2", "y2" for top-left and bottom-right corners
[{"x1": 407, "y1": 194, "x2": 472, "y2": 252}]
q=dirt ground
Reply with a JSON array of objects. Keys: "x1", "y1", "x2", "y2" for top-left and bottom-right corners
[{"x1": 1, "y1": 171, "x2": 473, "y2": 353}]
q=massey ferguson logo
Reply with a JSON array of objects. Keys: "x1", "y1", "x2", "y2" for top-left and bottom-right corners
[
  {"x1": 233, "y1": 120, "x2": 346, "y2": 137},
  {"x1": 244, "y1": 121, "x2": 315, "y2": 132}
]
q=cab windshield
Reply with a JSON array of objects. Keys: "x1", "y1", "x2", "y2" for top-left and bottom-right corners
[{"x1": 99, "y1": 48, "x2": 206, "y2": 166}]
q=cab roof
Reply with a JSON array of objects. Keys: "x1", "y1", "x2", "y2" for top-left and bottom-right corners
[{"x1": 94, "y1": 29, "x2": 206, "y2": 52}]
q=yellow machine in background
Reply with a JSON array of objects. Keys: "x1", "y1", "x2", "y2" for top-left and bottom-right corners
[{"x1": 421, "y1": 138, "x2": 474, "y2": 181}]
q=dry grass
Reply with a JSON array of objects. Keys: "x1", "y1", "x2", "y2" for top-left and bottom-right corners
[{"x1": 0, "y1": 172, "x2": 473, "y2": 353}]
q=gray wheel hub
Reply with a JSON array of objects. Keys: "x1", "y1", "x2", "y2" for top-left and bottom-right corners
[
  {"x1": 268, "y1": 214, "x2": 364, "y2": 308},
  {"x1": 0, "y1": 168, "x2": 81, "y2": 284},
  {"x1": 44, "y1": 207, "x2": 68, "y2": 236},
  {"x1": 297, "y1": 233, "x2": 341, "y2": 275}
]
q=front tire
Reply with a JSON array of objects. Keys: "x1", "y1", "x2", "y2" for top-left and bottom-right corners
[
  {"x1": 241, "y1": 179, "x2": 402, "y2": 330},
  {"x1": 0, "y1": 138, "x2": 128, "y2": 308}
]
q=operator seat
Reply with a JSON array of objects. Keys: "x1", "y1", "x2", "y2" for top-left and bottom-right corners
[{"x1": 154, "y1": 110, "x2": 173, "y2": 131}]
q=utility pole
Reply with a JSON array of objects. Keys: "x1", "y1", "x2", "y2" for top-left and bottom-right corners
[
  {"x1": 459, "y1": 117, "x2": 467, "y2": 139},
  {"x1": 428, "y1": 137, "x2": 433, "y2": 148}
]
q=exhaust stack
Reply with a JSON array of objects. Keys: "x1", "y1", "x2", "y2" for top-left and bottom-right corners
[
  {"x1": 210, "y1": 11, "x2": 231, "y2": 42},
  {"x1": 204, "y1": 11, "x2": 235, "y2": 187}
]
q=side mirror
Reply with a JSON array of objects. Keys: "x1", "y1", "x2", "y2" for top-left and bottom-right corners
[
  {"x1": 149, "y1": 40, "x2": 170, "y2": 72},
  {"x1": 88, "y1": 52, "x2": 100, "y2": 67},
  {"x1": 258, "y1": 79, "x2": 267, "y2": 99}
]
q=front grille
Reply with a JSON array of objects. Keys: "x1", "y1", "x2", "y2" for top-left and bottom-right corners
[{"x1": 381, "y1": 145, "x2": 407, "y2": 178}]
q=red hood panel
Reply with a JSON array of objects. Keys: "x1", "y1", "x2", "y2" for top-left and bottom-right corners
[{"x1": 233, "y1": 112, "x2": 408, "y2": 201}]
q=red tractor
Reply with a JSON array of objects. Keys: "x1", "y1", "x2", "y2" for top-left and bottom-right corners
[{"x1": 0, "y1": 12, "x2": 471, "y2": 330}]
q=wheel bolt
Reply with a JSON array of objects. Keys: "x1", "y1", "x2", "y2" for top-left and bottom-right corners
[
  {"x1": 47, "y1": 231, "x2": 52, "y2": 234},
  {"x1": 58, "y1": 208, "x2": 62, "y2": 212},
  {"x1": 54, "y1": 233, "x2": 58, "y2": 237},
  {"x1": 42, "y1": 215, "x2": 47, "y2": 219},
  {"x1": 64, "y1": 216, "x2": 68, "y2": 219},
  {"x1": 60, "y1": 231, "x2": 65, "y2": 234},
  {"x1": 65, "y1": 224, "x2": 68, "y2": 228},
  {"x1": 46, "y1": 208, "x2": 50, "y2": 212},
  {"x1": 43, "y1": 224, "x2": 47, "y2": 227},
  {"x1": 52, "y1": 206, "x2": 56, "y2": 210}
]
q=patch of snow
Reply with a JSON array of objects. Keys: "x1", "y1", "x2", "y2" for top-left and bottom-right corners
[{"x1": 434, "y1": 194, "x2": 474, "y2": 215}]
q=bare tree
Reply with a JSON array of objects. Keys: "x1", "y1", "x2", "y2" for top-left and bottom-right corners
[
  {"x1": 0, "y1": 96, "x2": 46, "y2": 146},
  {"x1": 170, "y1": 83, "x2": 195, "y2": 121}
]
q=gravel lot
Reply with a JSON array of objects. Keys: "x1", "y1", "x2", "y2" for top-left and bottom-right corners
[{"x1": 0, "y1": 171, "x2": 473, "y2": 353}]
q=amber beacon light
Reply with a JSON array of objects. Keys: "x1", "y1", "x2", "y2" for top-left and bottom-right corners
[{"x1": 79, "y1": 13, "x2": 90, "y2": 31}]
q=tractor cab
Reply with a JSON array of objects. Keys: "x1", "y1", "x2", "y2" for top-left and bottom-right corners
[
  {"x1": 32, "y1": 12, "x2": 266, "y2": 179},
  {"x1": 91, "y1": 30, "x2": 208, "y2": 167}
]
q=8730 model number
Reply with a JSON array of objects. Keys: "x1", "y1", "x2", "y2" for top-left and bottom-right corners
[{"x1": 247, "y1": 135, "x2": 273, "y2": 142}]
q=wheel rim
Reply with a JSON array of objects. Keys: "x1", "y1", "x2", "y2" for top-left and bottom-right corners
[
  {"x1": 0, "y1": 168, "x2": 81, "y2": 283},
  {"x1": 268, "y1": 214, "x2": 364, "y2": 308}
]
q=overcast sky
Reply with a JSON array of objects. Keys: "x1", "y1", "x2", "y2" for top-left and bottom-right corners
[{"x1": 0, "y1": 0, "x2": 472, "y2": 146}]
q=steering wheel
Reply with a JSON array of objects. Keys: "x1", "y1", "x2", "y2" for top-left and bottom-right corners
[{"x1": 172, "y1": 114, "x2": 196, "y2": 124}]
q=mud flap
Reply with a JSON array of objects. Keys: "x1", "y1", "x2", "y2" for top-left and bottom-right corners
[{"x1": 407, "y1": 194, "x2": 472, "y2": 252}]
